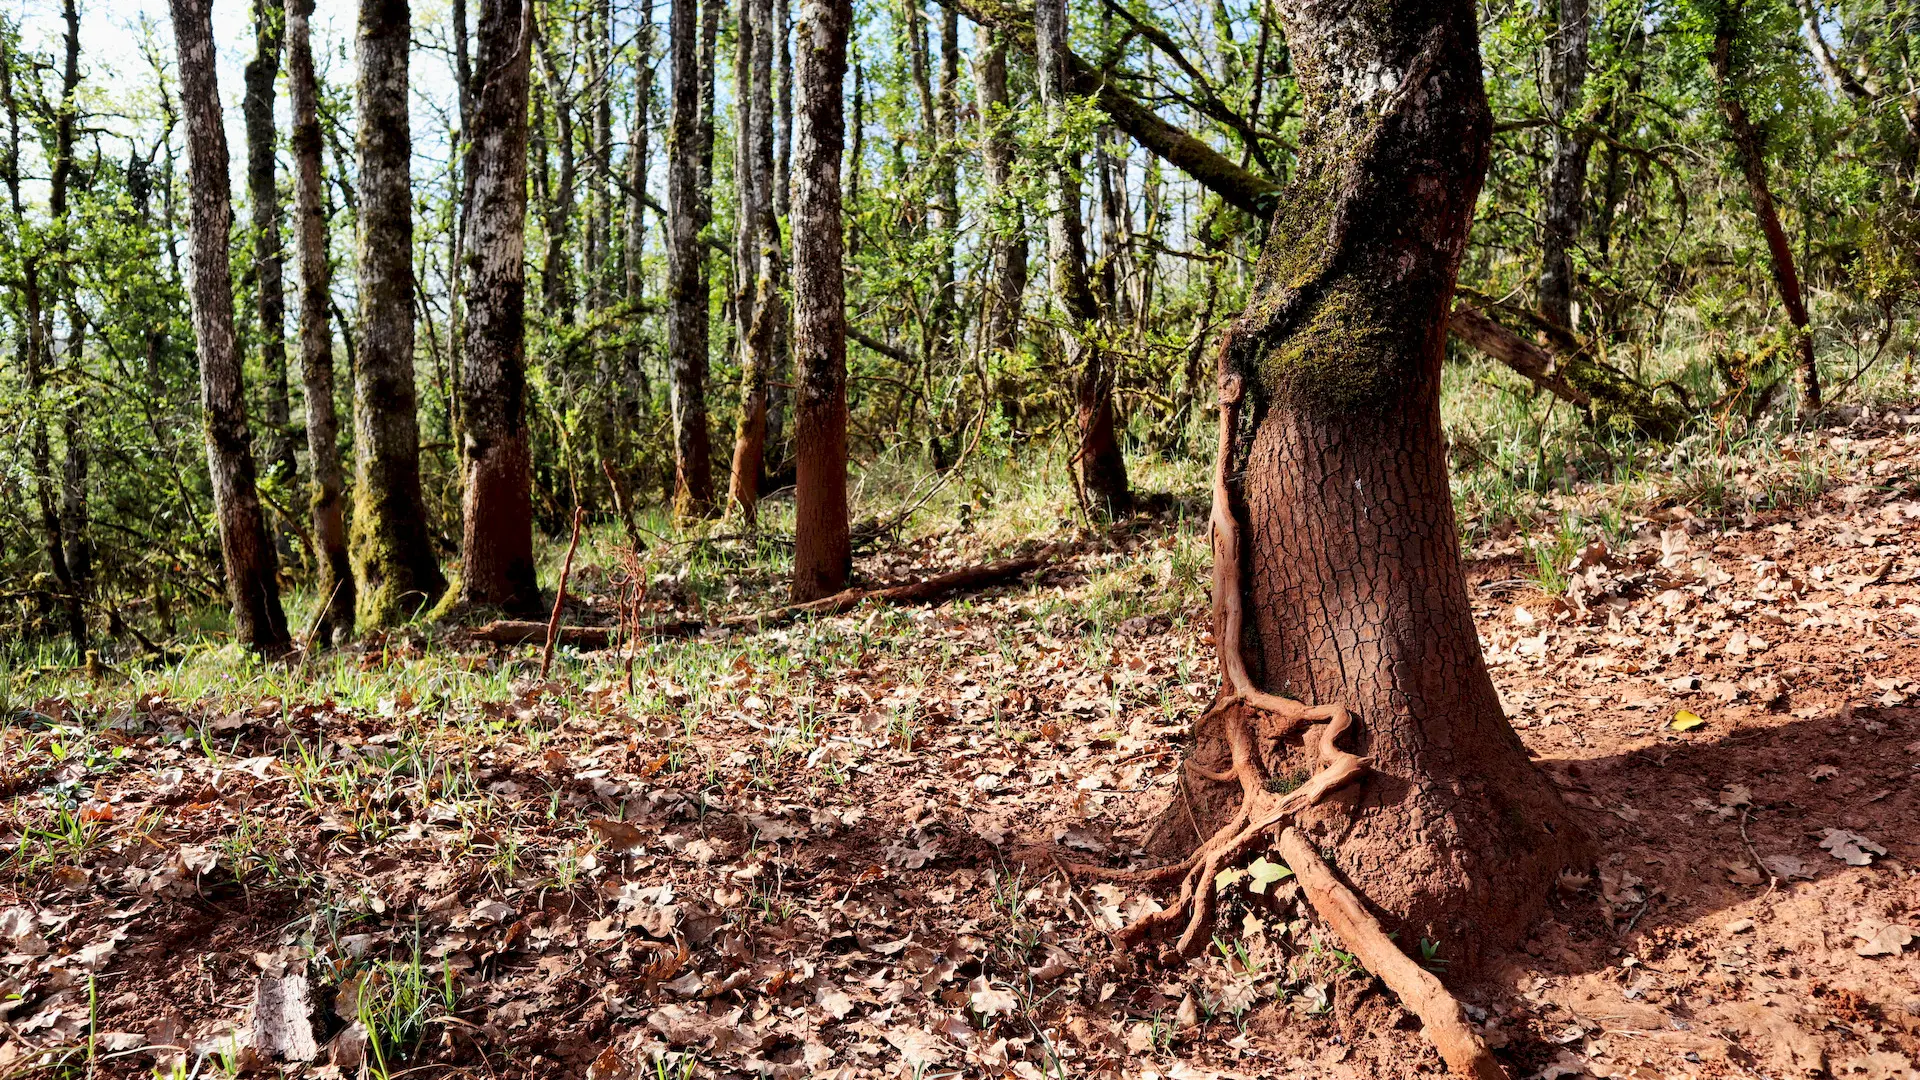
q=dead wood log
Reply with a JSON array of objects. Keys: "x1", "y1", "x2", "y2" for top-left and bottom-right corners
[
  {"x1": 470, "y1": 554, "x2": 1048, "y2": 648},
  {"x1": 470, "y1": 621, "x2": 619, "y2": 647},
  {"x1": 1448, "y1": 298, "x2": 1688, "y2": 440}
]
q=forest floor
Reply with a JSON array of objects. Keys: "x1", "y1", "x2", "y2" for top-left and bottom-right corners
[{"x1": 5, "y1": 406, "x2": 1920, "y2": 1080}]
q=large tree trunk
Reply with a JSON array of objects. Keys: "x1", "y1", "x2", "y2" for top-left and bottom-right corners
[
  {"x1": 288, "y1": 0, "x2": 355, "y2": 643},
  {"x1": 666, "y1": 0, "x2": 716, "y2": 517},
  {"x1": 1711, "y1": 10, "x2": 1820, "y2": 416},
  {"x1": 171, "y1": 0, "x2": 293, "y2": 654},
  {"x1": 728, "y1": 0, "x2": 778, "y2": 519},
  {"x1": 244, "y1": 0, "x2": 297, "y2": 485},
  {"x1": 974, "y1": 24, "x2": 1029, "y2": 427},
  {"x1": 1034, "y1": 0, "x2": 1128, "y2": 516},
  {"x1": 1537, "y1": 0, "x2": 1592, "y2": 329},
  {"x1": 1190, "y1": 0, "x2": 1584, "y2": 965},
  {"x1": 789, "y1": 0, "x2": 850, "y2": 601},
  {"x1": 457, "y1": 0, "x2": 541, "y2": 615},
  {"x1": 352, "y1": 0, "x2": 449, "y2": 624}
]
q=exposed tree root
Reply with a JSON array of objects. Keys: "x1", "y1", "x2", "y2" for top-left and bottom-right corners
[
  {"x1": 1077, "y1": 370, "x2": 1508, "y2": 1078},
  {"x1": 1278, "y1": 828, "x2": 1508, "y2": 1080}
]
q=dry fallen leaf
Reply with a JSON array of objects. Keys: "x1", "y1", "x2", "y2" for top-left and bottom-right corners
[
  {"x1": 1819, "y1": 828, "x2": 1887, "y2": 866},
  {"x1": 968, "y1": 975, "x2": 1019, "y2": 1017},
  {"x1": 588, "y1": 818, "x2": 647, "y2": 852},
  {"x1": 1852, "y1": 919, "x2": 1916, "y2": 957}
]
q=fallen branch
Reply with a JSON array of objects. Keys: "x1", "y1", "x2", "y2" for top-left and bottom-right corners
[
  {"x1": 470, "y1": 554, "x2": 1051, "y2": 648},
  {"x1": 719, "y1": 552, "x2": 1050, "y2": 629},
  {"x1": 541, "y1": 508, "x2": 587, "y2": 679},
  {"x1": 470, "y1": 622, "x2": 621, "y2": 647},
  {"x1": 1278, "y1": 828, "x2": 1508, "y2": 1080}
]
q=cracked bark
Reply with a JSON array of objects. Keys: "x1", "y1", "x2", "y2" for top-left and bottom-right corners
[
  {"x1": 789, "y1": 0, "x2": 851, "y2": 601},
  {"x1": 1036, "y1": 0, "x2": 1128, "y2": 516},
  {"x1": 171, "y1": 0, "x2": 292, "y2": 653},
  {"x1": 667, "y1": 0, "x2": 716, "y2": 516},
  {"x1": 352, "y1": 0, "x2": 449, "y2": 624},
  {"x1": 458, "y1": 0, "x2": 541, "y2": 616},
  {"x1": 1183, "y1": 0, "x2": 1586, "y2": 965},
  {"x1": 288, "y1": 0, "x2": 354, "y2": 642}
]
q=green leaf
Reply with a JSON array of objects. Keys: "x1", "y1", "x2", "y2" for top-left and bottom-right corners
[
  {"x1": 1246, "y1": 857, "x2": 1294, "y2": 894},
  {"x1": 1213, "y1": 867, "x2": 1246, "y2": 892}
]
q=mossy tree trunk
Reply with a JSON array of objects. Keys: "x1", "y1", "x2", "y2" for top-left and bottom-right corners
[
  {"x1": 1034, "y1": 0, "x2": 1128, "y2": 517},
  {"x1": 352, "y1": 0, "x2": 448, "y2": 625},
  {"x1": 171, "y1": 0, "x2": 293, "y2": 654},
  {"x1": 244, "y1": 0, "x2": 296, "y2": 486},
  {"x1": 289, "y1": 0, "x2": 354, "y2": 643},
  {"x1": 974, "y1": 24, "x2": 1029, "y2": 428},
  {"x1": 728, "y1": 0, "x2": 776, "y2": 519},
  {"x1": 1537, "y1": 0, "x2": 1592, "y2": 329},
  {"x1": 457, "y1": 0, "x2": 542, "y2": 616},
  {"x1": 667, "y1": 0, "x2": 716, "y2": 517},
  {"x1": 789, "y1": 0, "x2": 851, "y2": 602},
  {"x1": 1193, "y1": 0, "x2": 1585, "y2": 965}
]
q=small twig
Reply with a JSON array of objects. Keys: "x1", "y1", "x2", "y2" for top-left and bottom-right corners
[
  {"x1": 1738, "y1": 806, "x2": 1779, "y2": 898},
  {"x1": 540, "y1": 507, "x2": 587, "y2": 680}
]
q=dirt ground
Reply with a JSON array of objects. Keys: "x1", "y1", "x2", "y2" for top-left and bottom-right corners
[{"x1": 4, "y1": 410, "x2": 1920, "y2": 1079}]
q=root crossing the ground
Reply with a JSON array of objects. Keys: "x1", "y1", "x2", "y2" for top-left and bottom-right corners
[{"x1": 1083, "y1": 369, "x2": 1508, "y2": 1079}]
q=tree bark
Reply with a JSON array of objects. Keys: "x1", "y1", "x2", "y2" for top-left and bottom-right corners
[
  {"x1": 352, "y1": 0, "x2": 449, "y2": 624},
  {"x1": 1711, "y1": 9, "x2": 1820, "y2": 416},
  {"x1": 245, "y1": 0, "x2": 297, "y2": 485},
  {"x1": 1537, "y1": 0, "x2": 1592, "y2": 329},
  {"x1": 626, "y1": 0, "x2": 656, "y2": 412},
  {"x1": 975, "y1": 23, "x2": 1028, "y2": 425},
  {"x1": 789, "y1": 0, "x2": 851, "y2": 601},
  {"x1": 288, "y1": 0, "x2": 355, "y2": 643},
  {"x1": 1192, "y1": 0, "x2": 1584, "y2": 965},
  {"x1": 728, "y1": 0, "x2": 779, "y2": 518},
  {"x1": 457, "y1": 0, "x2": 541, "y2": 615},
  {"x1": 171, "y1": 0, "x2": 293, "y2": 654},
  {"x1": 667, "y1": 0, "x2": 716, "y2": 516},
  {"x1": 32, "y1": 0, "x2": 87, "y2": 652},
  {"x1": 1035, "y1": 0, "x2": 1128, "y2": 516}
]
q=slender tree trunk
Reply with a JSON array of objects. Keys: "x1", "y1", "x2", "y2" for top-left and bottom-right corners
[
  {"x1": 1711, "y1": 9, "x2": 1820, "y2": 415},
  {"x1": 245, "y1": 0, "x2": 297, "y2": 484},
  {"x1": 590, "y1": 0, "x2": 613, "y2": 312},
  {"x1": 1537, "y1": 0, "x2": 1592, "y2": 330},
  {"x1": 790, "y1": 0, "x2": 851, "y2": 601},
  {"x1": 352, "y1": 0, "x2": 449, "y2": 624},
  {"x1": 171, "y1": 0, "x2": 294, "y2": 653},
  {"x1": 666, "y1": 0, "x2": 716, "y2": 515},
  {"x1": 728, "y1": 0, "x2": 777, "y2": 518},
  {"x1": 1035, "y1": 0, "x2": 1128, "y2": 515},
  {"x1": 763, "y1": 0, "x2": 793, "y2": 479},
  {"x1": 536, "y1": 15, "x2": 578, "y2": 316},
  {"x1": 1189, "y1": 0, "x2": 1584, "y2": 963},
  {"x1": 974, "y1": 23, "x2": 1027, "y2": 426},
  {"x1": 457, "y1": 0, "x2": 541, "y2": 614},
  {"x1": 626, "y1": 0, "x2": 656, "y2": 407},
  {"x1": 289, "y1": 0, "x2": 355, "y2": 643},
  {"x1": 34, "y1": 0, "x2": 86, "y2": 652}
]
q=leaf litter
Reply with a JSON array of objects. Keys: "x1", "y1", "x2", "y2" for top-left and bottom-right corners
[{"x1": 5, "y1": 408, "x2": 1920, "y2": 1077}]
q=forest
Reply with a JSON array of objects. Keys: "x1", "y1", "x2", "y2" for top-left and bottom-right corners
[{"x1": 0, "y1": 0, "x2": 1918, "y2": 1074}]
